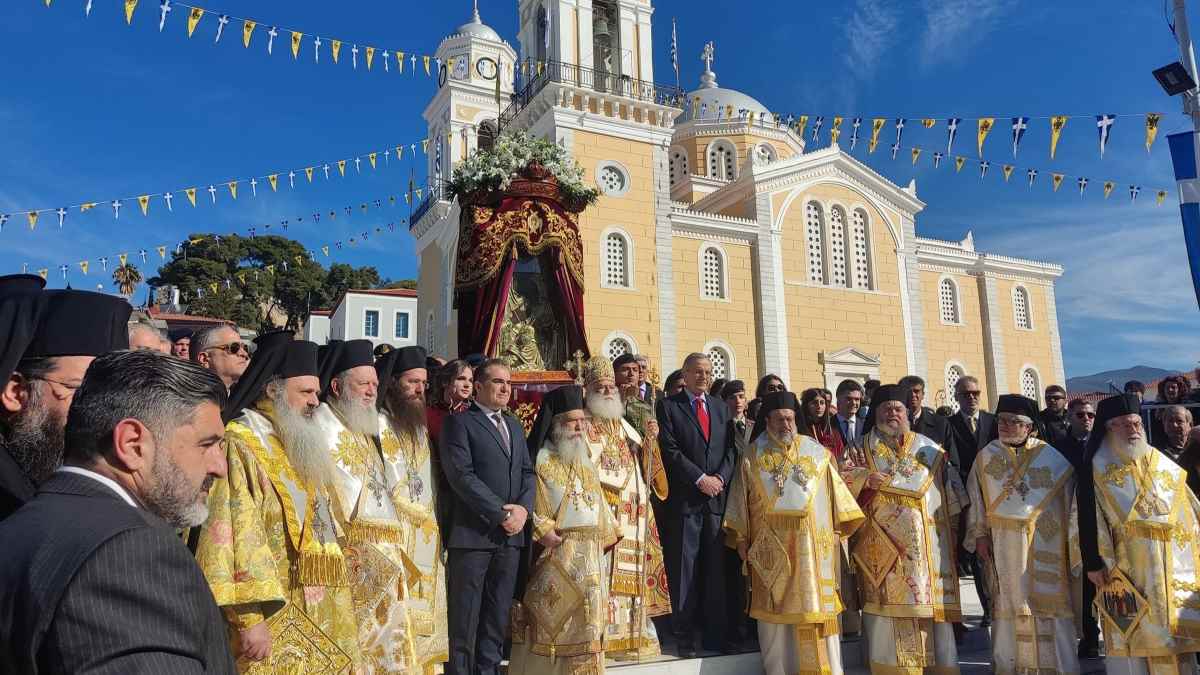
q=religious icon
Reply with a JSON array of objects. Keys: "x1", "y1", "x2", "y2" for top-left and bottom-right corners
[{"x1": 1094, "y1": 569, "x2": 1149, "y2": 642}]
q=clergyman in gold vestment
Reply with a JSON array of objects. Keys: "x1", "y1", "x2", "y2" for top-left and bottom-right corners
[{"x1": 723, "y1": 391, "x2": 865, "y2": 675}]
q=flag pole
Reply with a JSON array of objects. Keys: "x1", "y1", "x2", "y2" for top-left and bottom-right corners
[
  {"x1": 1168, "y1": 0, "x2": 1200, "y2": 308},
  {"x1": 1174, "y1": 0, "x2": 1200, "y2": 129}
]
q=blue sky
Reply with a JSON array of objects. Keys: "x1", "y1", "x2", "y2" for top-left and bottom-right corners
[{"x1": 0, "y1": 0, "x2": 1197, "y2": 378}]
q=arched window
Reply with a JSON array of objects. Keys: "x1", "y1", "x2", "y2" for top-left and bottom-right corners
[
  {"x1": 1013, "y1": 286, "x2": 1032, "y2": 329},
  {"x1": 700, "y1": 246, "x2": 726, "y2": 299},
  {"x1": 707, "y1": 345, "x2": 732, "y2": 380},
  {"x1": 669, "y1": 148, "x2": 689, "y2": 187},
  {"x1": 602, "y1": 231, "x2": 631, "y2": 288},
  {"x1": 805, "y1": 201, "x2": 826, "y2": 284},
  {"x1": 850, "y1": 208, "x2": 872, "y2": 289},
  {"x1": 946, "y1": 364, "x2": 965, "y2": 412},
  {"x1": 753, "y1": 143, "x2": 777, "y2": 165},
  {"x1": 477, "y1": 119, "x2": 499, "y2": 152},
  {"x1": 707, "y1": 139, "x2": 737, "y2": 181},
  {"x1": 605, "y1": 336, "x2": 633, "y2": 360},
  {"x1": 939, "y1": 277, "x2": 960, "y2": 324},
  {"x1": 828, "y1": 206, "x2": 848, "y2": 287},
  {"x1": 1021, "y1": 368, "x2": 1040, "y2": 402}
]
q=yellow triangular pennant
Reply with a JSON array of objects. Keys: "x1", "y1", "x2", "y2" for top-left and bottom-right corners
[
  {"x1": 421, "y1": 139, "x2": 429, "y2": 154},
  {"x1": 321, "y1": 245, "x2": 330, "y2": 257},
  {"x1": 185, "y1": 187, "x2": 197, "y2": 206},
  {"x1": 119, "y1": 253, "x2": 129, "y2": 266},
  {"x1": 869, "y1": 118, "x2": 886, "y2": 153},
  {"x1": 80, "y1": 202, "x2": 97, "y2": 212},
  {"x1": 423, "y1": 55, "x2": 431, "y2": 76},
  {"x1": 922, "y1": 119, "x2": 937, "y2": 129},
  {"x1": 138, "y1": 194, "x2": 150, "y2": 215},
  {"x1": 268, "y1": 174, "x2": 278, "y2": 191},
  {"x1": 397, "y1": 52, "x2": 405, "y2": 73},
  {"x1": 242, "y1": 20, "x2": 255, "y2": 48},
  {"x1": 305, "y1": 166, "x2": 314, "y2": 182},
  {"x1": 155, "y1": 246, "x2": 166, "y2": 259},
  {"x1": 794, "y1": 115, "x2": 808, "y2": 139},
  {"x1": 265, "y1": 264, "x2": 275, "y2": 275},
  {"x1": 209, "y1": 282, "x2": 218, "y2": 294},
  {"x1": 291, "y1": 31, "x2": 302, "y2": 59},
  {"x1": 337, "y1": 160, "x2": 346, "y2": 176},
  {"x1": 187, "y1": 7, "x2": 203, "y2": 37},
  {"x1": 954, "y1": 156, "x2": 966, "y2": 173},
  {"x1": 911, "y1": 147, "x2": 922, "y2": 165},
  {"x1": 79, "y1": 260, "x2": 89, "y2": 275},
  {"x1": 1157, "y1": 189, "x2": 1169, "y2": 205},
  {"x1": 830, "y1": 116, "x2": 843, "y2": 145},
  {"x1": 1051, "y1": 173, "x2": 1064, "y2": 191},
  {"x1": 1002, "y1": 165, "x2": 1014, "y2": 182},
  {"x1": 976, "y1": 117, "x2": 995, "y2": 157},
  {"x1": 1049, "y1": 116, "x2": 1068, "y2": 159},
  {"x1": 1146, "y1": 113, "x2": 1162, "y2": 153},
  {"x1": 124, "y1": 0, "x2": 138, "y2": 25},
  {"x1": 27, "y1": 212, "x2": 38, "y2": 230},
  {"x1": 405, "y1": 193, "x2": 411, "y2": 204},
  {"x1": 369, "y1": 152, "x2": 377, "y2": 169},
  {"x1": 331, "y1": 39, "x2": 342, "y2": 63},
  {"x1": 395, "y1": 145, "x2": 404, "y2": 159},
  {"x1": 1103, "y1": 180, "x2": 1115, "y2": 198},
  {"x1": 365, "y1": 46, "x2": 375, "y2": 70},
  {"x1": 227, "y1": 181, "x2": 238, "y2": 199},
  {"x1": 37, "y1": 269, "x2": 47, "y2": 280}
]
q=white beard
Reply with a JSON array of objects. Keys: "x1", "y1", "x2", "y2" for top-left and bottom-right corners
[
  {"x1": 273, "y1": 390, "x2": 337, "y2": 489},
  {"x1": 1108, "y1": 432, "x2": 1152, "y2": 461},
  {"x1": 330, "y1": 395, "x2": 380, "y2": 438},
  {"x1": 586, "y1": 392, "x2": 624, "y2": 421},
  {"x1": 999, "y1": 432, "x2": 1030, "y2": 447},
  {"x1": 549, "y1": 426, "x2": 592, "y2": 466},
  {"x1": 878, "y1": 419, "x2": 910, "y2": 440}
]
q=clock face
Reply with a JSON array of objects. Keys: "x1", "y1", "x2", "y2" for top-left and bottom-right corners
[
  {"x1": 476, "y1": 56, "x2": 498, "y2": 80},
  {"x1": 452, "y1": 56, "x2": 470, "y2": 80}
]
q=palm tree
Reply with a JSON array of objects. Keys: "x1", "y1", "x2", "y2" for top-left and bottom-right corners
[{"x1": 112, "y1": 263, "x2": 142, "y2": 299}]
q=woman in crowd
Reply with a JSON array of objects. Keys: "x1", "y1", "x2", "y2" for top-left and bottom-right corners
[
  {"x1": 1153, "y1": 374, "x2": 1193, "y2": 445},
  {"x1": 425, "y1": 359, "x2": 473, "y2": 447},
  {"x1": 799, "y1": 387, "x2": 846, "y2": 464}
]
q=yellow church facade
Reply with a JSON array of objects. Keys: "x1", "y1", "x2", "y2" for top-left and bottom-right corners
[{"x1": 412, "y1": 0, "x2": 1064, "y2": 410}]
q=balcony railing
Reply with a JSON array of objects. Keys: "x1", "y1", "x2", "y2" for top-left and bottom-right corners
[
  {"x1": 410, "y1": 185, "x2": 444, "y2": 228},
  {"x1": 499, "y1": 60, "x2": 684, "y2": 130}
]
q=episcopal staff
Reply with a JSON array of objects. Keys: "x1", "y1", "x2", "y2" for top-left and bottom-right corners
[
  {"x1": 0, "y1": 351, "x2": 234, "y2": 674},
  {"x1": 656, "y1": 352, "x2": 738, "y2": 656},
  {"x1": 0, "y1": 276, "x2": 132, "y2": 521},
  {"x1": 440, "y1": 358, "x2": 534, "y2": 675},
  {"x1": 724, "y1": 391, "x2": 865, "y2": 675}
]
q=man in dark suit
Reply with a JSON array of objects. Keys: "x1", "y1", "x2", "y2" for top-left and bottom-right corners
[
  {"x1": 0, "y1": 349, "x2": 234, "y2": 674},
  {"x1": 440, "y1": 359, "x2": 535, "y2": 675},
  {"x1": 1059, "y1": 398, "x2": 1101, "y2": 658},
  {"x1": 657, "y1": 352, "x2": 738, "y2": 656},
  {"x1": 833, "y1": 379, "x2": 865, "y2": 448},
  {"x1": 946, "y1": 374, "x2": 995, "y2": 624},
  {"x1": 898, "y1": 375, "x2": 960, "y2": 473}
]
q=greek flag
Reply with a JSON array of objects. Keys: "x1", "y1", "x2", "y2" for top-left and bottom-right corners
[{"x1": 1168, "y1": 131, "x2": 1200, "y2": 307}]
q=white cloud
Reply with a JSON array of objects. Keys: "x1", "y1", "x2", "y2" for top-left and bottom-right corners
[
  {"x1": 842, "y1": 0, "x2": 902, "y2": 78},
  {"x1": 918, "y1": 0, "x2": 1015, "y2": 68}
]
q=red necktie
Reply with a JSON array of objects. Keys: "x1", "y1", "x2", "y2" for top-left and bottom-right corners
[{"x1": 695, "y1": 396, "x2": 710, "y2": 442}]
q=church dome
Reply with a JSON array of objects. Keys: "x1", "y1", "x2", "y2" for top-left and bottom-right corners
[
  {"x1": 452, "y1": 4, "x2": 502, "y2": 42},
  {"x1": 678, "y1": 45, "x2": 772, "y2": 124}
]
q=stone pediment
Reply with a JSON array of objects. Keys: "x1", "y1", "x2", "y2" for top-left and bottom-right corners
[{"x1": 819, "y1": 347, "x2": 881, "y2": 368}]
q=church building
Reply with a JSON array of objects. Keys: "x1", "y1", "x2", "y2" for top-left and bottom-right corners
[{"x1": 411, "y1": 0, "x2": 1065, "y2": 410}]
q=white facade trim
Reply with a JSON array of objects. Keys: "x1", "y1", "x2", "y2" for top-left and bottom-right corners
[
  {"x1": 1018, "y1": 363, "x2": 1044, "y2": 406},
  {"x1": 819, "y1": 346, "x2": 882, "y2": 392},
  {"x1": 594, "y1": 159, "x2": 632, "y2": 198}
]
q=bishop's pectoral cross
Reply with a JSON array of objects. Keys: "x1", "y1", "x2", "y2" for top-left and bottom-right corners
[{"x1": 311, "y1": 497, "x2": 330, "y2": 545}]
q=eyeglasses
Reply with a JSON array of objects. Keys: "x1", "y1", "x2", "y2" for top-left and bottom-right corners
[
  {"x1": 29, "y1": 376, "x2": 82, "y2": 400},
  {"x1": 765, "y1": 384, "x2": 786, "y2": 393},
  {"x1": 207, "y1": 342, "x2": 248, "y2": 356},
  {"x1": 958, "y1": 390, "x2": 982, "y2": 398},
  {"x1": 1075, "y1": 412, "x2": 1096, "y2": 419}
]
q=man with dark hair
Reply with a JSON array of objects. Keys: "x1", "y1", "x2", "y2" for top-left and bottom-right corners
[
  {"x1": 1060, "y1": 397, "x2": 1100, "y2": 658},
  {"x1": 723, "y1": 379, "x2": 751, "y2": 449},
  {"x1": 169, "y1": 328, "x2": 192, "y2": 359},
  {"x1": 1124, "y1": 379, "x2": 1146, "y2": 403},
  {"x1": 834, "y1": 379, "x2": 864, "y2": 447},
  {"x1": 441, "y1": 358, "x2": 533, "y2": 675},
  {"x1": 1039, "y1": 384, "x2": 1070, "y2": 444},
  {"x1": 657, "y1": 352, "x2": 738, "y2": 656},
  {"x1": 196, "y1": 336, "x2": 361, "y2": 670},
  {"x1": 859, "y1": 379, "x2": 881, "y2": 421},
  {"x1": 0, "y1": 349, "x2": 234, "y2": 673},
  {"x1": 190, "y1": 324, "x2": 249, "y2": 392},
  {"x1": 897, "y1": 375, "x2": 960, "y2": 474},
  {"x1": 0, "y1": 278, "x2": 132, "y2": 521}
]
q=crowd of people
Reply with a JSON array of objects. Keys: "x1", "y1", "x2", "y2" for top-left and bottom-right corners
[{"x1": 3, "y1": 273, "x2": 1200, "y2": 674}]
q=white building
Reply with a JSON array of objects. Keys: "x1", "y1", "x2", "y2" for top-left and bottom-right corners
[{"x1": 302, "y1": 288, "x2": 419, "y2": 349}]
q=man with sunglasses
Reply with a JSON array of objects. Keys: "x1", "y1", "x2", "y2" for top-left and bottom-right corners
[
  {"x1": 0, "y1": 276, "x2": 132, "y2": 521},
  {"x1": 1061, "y1": 397, "x2": 1100, "y2": 659},
  {"x1": 1039, "y1": 384, "x2": 1070, "y2": 445},
  {"x1": 190, "y1": 324, "x2": 250, "y2": 392}
]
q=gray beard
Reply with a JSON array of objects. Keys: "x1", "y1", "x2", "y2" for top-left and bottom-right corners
[
  {"x1": 549, "y1": 426, "x2": 591, "y2": 466},
  {"x1": 586, "y1": 393, "x2": 624, "y2": 421},
  {"x1": 2, "y1": 394, "x2": 66, "y2": 486},
  {"x1": 142, "y1": 448, "x2": 213, "y2": 528},
  {"x1": 1109, "y1": 433, "x2": 1152, "y2": 461},
  {"x1": 331, "y1": 396, "x2": 379, "y2": 438},
  {"x1": 771, "y1": 430, "x2": 797, "y2": 447},
  {"x1": 877, "y1": 420, "x2": 910, "y2": 443},
  {"x1": 1000, "y1": 433, "x2": 1030, "y2": 448},
  {"x1": 272, "y1": 390, "x2": 336, "y2": 489}
]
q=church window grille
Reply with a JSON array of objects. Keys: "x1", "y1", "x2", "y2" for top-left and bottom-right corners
[
  {"x1": 670, "y1": 149, "x2": 689, "y2": 187},
  {"x1": 1013, "y1": 286, "x2": 1032, "y2": 329},
  {"x1": 851, "y1": 208, "x2": 872, "y2": 289},
  {"x1": 805, "y1": 201, "x2": 826, "y2": 284},
  {"x1": 707, "y1": 140, "x2": 737, "y2": 181},
  {"x1": 946, "y1": 365, "x2": 965, "y2": 413},
  {"x1": 701, "y1": 247, "x2": 726, "y2": 299},
  {"x1": 605, "y1": 337, "x2": 632, "y2": 360},
  {"x1": 939, "y1": 278, "x2": 960, "y2": 324},
  {"x1": 603, "y1": 232, "x2": 630, "y2": 287},
  {"x1": 707, "y1": 346, "x2": 731, "y2": 380},
  {"x1": 1021, "y1": 368, "x2": 1040, "y2": 402},
  {"x1": 754, "y1": 143, "x2": 776, "y2": 165},
  {"x1": 598, "y1": 165, "x2": 627, "y2": 196},
  {"x1": 829, "y1": 206, "x2": 848, "y2": 287}
]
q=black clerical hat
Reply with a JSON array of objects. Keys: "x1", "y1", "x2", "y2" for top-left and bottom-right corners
[
  {"x1": 995, "y1": 394, "x2": 1040, "y2": 420},
  {"x1": 0, "y1": 277, "x2": 48, "y2": 383},
  {"x1": 526, "y1": 385, "x2": 585, "y2": 453},
  {"x1": 1084, "y1": 393, "x2": 1144, "y2": 462},
  {"x1": 278, "y1": 341, "x2": 319, "y2": 378},
  {"x1": 223, "y1": 329, "x2": 296, "y2": 423},
  {"x1": 750, "y1": 390, "x2": 801, "y2": 441},
  {"x1": 24, "y1": 290, "x2": 132, "y2": 358},
  {"x1": 333, "y1": 340, "x2": 375, "y2": 375},
  {"x1": 0, "y1": 274, "x2": 46, "y2": 298},
  {"x1": 394, "y1": 346, "x2": 427, "y2": 375}
]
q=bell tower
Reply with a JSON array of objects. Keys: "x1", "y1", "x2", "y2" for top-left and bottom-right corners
[{"x1": 515, "y1": 0, "x2": 657, "y2": 83}]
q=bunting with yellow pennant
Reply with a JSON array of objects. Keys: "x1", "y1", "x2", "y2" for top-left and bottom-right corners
[
  {"x1": 977, "y1": 118, "x2": 995, "y2": 157},
  {"x1": 869, "y1": 118, "x2": 886, "y2": 153},
  {"x1": 1049, "y1": 116, "x2": 1068, "y2": 159}
]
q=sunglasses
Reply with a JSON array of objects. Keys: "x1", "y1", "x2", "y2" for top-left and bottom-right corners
[
  {"x1": 958, "y1": 390, "x2": 982, "y2": 398},
  {"x1": 208, "y1": 341, "x2": 248, "y2": 356},
  {"x1": 1075, "y1": 412, "x2": 1096, "y2": 419}
]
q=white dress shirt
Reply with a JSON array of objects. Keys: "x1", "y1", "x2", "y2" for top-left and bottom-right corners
[{"x1": 57, "y1": 466, "x2": 138, "y2": 508}]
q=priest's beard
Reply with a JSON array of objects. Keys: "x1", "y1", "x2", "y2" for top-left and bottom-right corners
[
  {"x1": 143, "y1": 445, "x2": 214, "y2": 528},
  {"x1": 771, "y1": 429, "x2": 798, "y2": 447},
  {"x1": 877, "y1": 417, "x2": 910, "y2": 443},
  {"x1": 272, "y1": 388, "x2": 336, "y2": 489},
  {"x1": 550, "y1": 424, "x2": 591, "y2": 466},
  {"x1": 330, "y1": 393, "x2": 379, "y2": 438},
  {"x1": 586, "y1": 392, "x2": 624, "y2": 421},
  {"x1": 384, "y1": 389, "x2": 427, "y2": 438},
  {"x1": 1109, "y1": 431, "x2": 1152, "y2": 461},
  {"x1": 1000, "y1": 431, "x2": 1031, "y2": 447},
  {"x1": 1, "y1": 390, "x2": 66, "y2": 485}
]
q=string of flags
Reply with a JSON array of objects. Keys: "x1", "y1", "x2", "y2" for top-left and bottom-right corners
[
  {"x1": 19, "y1": 192, "x2": 417, "y2": 297},
  {"x1": 43, "y1": 0, "x2": 474, "y2": 82},
  {"x1": 1, "y1": 133, "x2": 447, "y2": 232},
  {"x1": 684, "y1": 102, "x2": 1168, "y2": 162}
]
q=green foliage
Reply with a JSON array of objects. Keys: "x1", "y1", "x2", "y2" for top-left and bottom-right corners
[{"x1": 149, "y1": 234, "x2": 387, "y2": 331}]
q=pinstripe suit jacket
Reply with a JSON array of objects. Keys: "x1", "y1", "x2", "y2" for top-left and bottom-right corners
[{"x1": 0, "y1": 470, "x2": 235, "y2": 674}]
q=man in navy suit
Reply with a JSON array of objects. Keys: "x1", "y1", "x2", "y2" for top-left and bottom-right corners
[
  {"x1": 946, "y1": 374, "x2": 996, "y2": 624},
  {"x1": 440, "y1": 359, "x2": 535, "y2": 675},
  {"x1": 657, "y1": 352, "x2": 738, "y2": 656}
]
